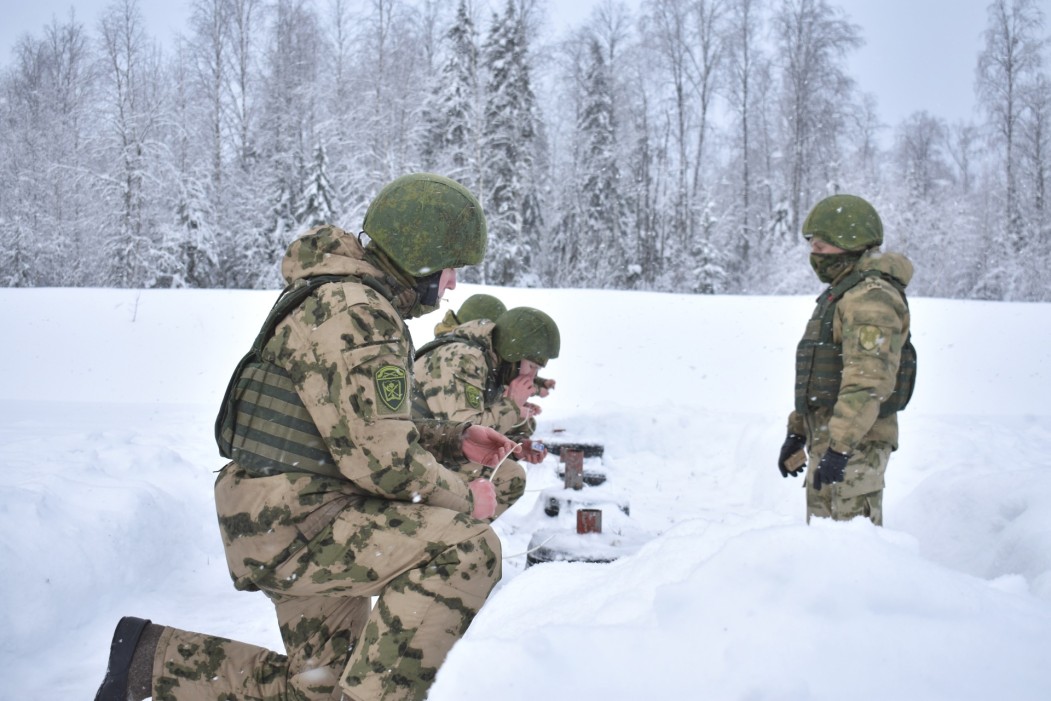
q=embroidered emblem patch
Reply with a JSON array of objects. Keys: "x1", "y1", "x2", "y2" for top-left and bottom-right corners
[
  {"x1": 465, "y1": 384, "x2": 482, "y2": 409},
  {"x1": 374, "y1": 365, "x2": 407, "y2": 413},
  {"x1": 857, "y1": 325, "x2": 882, "y2": 352}
]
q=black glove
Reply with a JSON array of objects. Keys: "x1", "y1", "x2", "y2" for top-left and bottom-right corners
[
  {"x1": 813, "y1": 449, "x2": 850, "y2": 491},
  {"x1": 778, "y1": 433, "x2": 807, "y2": 478}
]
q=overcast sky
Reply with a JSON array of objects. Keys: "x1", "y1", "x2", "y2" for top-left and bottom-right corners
[{"x1": 2, "y1": 0, "x2": 1050, "y2": 130}]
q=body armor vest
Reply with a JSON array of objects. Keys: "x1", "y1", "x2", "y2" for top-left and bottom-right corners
[
  {"x1": 215, "y1": 274, "x2": 369, "y2": 479},
  {"x1": 794, "y1": 268, "x2": 917, "y2": 419}
]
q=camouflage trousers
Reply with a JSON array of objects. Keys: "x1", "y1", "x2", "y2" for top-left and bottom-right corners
[
  {"x1": 805, "y1": 441, "x2": 892, "y2": 526},
  {"x1": 151, "y1": 464, "x2": 502, "y2": 701}
]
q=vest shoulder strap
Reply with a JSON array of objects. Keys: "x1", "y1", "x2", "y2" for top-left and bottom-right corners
[{"x1": 415, "y1": 332, "x2": 492, "y2": 365}]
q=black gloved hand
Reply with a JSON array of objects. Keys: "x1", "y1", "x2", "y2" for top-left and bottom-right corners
[
  {"x1": 813, "y1": 449, "x2": 850, "y2": 491},
  {"x1": 778, "y1": 433, "x2": 807, "y2": 478}
]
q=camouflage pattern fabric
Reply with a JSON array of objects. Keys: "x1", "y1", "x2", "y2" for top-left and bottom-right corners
[
  {"x1": 431, "y1": 308, "x2": 461, "y2": 336},
  {"x1": 153, "y1": 589, "x2": 371, "y2": 701},
  {"x1": 788, "y1": 249, "x2": 914, "y2": 525},
  {"x1": 413, "y1": 320, "x2": 527, "y2": 514},
  {"x1": 152, "y1": 226, "x2": 501, "y2": 701},
  {"x1": 805, "y1": 442, "x2": 891, "y2": 526},
  {"x1": 446, "y1": 456, "x2": 525, "y2": 518},
  {"x1": 362, "y1": 173, "x2": 487, "y2": 276},
  {"x1": 413, "y1": 320, "x2": 529, "y2": 437}
]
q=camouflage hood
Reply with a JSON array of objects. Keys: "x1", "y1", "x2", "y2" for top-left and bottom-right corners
[
  {"x1": 854, "y1": 249, "x2": 914, "y2": 288},
  {"x1": 280, "y1": 226, "x2": 381, "y2": 283},
  {"x1": 280, "y1": 225, "x2": 432, "y2": 317},
  {"x1": 432, "y1": 309, "x2": 461, "y2": 336},
  {"x1": 442, "y1": 318, "x2": 497, "y2": 347}
]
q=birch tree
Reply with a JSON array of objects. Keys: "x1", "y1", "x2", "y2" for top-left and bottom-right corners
[
  {"x1": 977, "y1": 0, "x2": 1045, "y2": 253},
  {"x1": 772, "y1": 0, "x2": 861, "y2": 234},
  {"x1": 97, "y1": 0, "x2": 167, "y2": 287}
]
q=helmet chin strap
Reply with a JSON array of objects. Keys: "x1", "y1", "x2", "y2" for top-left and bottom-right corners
[{"x1": 415, "y1": 270, "x2": 443, "y2": 307}]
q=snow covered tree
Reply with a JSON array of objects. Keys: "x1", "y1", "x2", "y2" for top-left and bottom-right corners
[
  {"x1": 352, "y1": 0, "x2": 430, "y2": 185},
  {"x1": 154, "y1": 173, "x2": 221, "y2": 288},
  {"x1": 0, "y1": 11, "x2": 99, "y2": 286},
  {"x1": 644, "y1": 0, "x2": 696, "y2": 276},
  {"x1": 578, "y1": 37, "x2": 625, "y2": 286},
  {"x1": 97, "y1": 0, "x2": 168, "y2": 288},
  {"x1": 296, "y1": 141, "x2": 340, "y2": 229},
  {"x1": 772, "y1": 0, "x2": 862, "y2": 235},
  {"x1": 240, "y1": 0, "x2": 324, "y2": 288},
  {"x1": 481, "y1": 0, "x2": 543, "y2": 286},
  {"x1": 1017, "y1": 73, "x2": 1051, "y2": 299},
  {"x1": 895, "y1": 111, "x2": 951, "y2": 203},
  {"x1": 724, "y1": 0, "x2": 768, "y2": 281},
  {"x1": 977, "y1": 0, "x2": 1046, "y2": 256},
  {"x1": 424, "y1": 0, "x2": 480, "y2": 187}
]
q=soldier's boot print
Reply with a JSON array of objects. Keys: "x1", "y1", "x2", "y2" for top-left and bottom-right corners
[
  {"x1": 339, "y1": 528, "x2": 502, "y2": 701},
  {"x1": 94, "y1": 616, "x2": 162, "y2": 701}
]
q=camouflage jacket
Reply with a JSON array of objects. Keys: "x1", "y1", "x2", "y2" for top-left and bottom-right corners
[
  {"x1": 413, "y1": 320, "x2": 532, "y2": 437},
  {"x1": 788, "y1": 249, "x2": 914, "y2": 454},
  {"x1": 252, "y1": 226, "x2": 474, "y2": 513}
]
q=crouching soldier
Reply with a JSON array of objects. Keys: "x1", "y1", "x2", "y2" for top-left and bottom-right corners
[
  {"x1": 94, "y1": 173, "x2": 521, "y2": 701},
  {"x1": 413, "y1": 306, "x2": 561, "y2": 515},
  {"x1": 432, "y1": 292, "x2": 507, "y2": 336}
]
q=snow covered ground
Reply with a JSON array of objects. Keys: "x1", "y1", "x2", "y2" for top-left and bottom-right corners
[{"x1": 2, "y1": 284, "x2": 1050, "y2": 700}]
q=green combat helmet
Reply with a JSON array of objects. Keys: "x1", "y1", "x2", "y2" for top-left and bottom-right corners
[
  {"x1": 363, "y1": 173, "x2": 487, "y2": 276},
  {"x1": 801, "y1": 194, "x2": 883, "y2": 252},
  {"x1": 494, "y1": 307, "x2": 561, "y2": 366},
  {"x1": 458, "y1": 294, "x2": 507, "y2": 324}
]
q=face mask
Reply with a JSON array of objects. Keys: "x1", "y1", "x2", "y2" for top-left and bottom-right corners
[
  {"x1": 810, "y1": 251, "x2": 861, "y2": 283},
  {"x1": 414, "y1": 270, "x2": 442, "y2": 308},
  {"x1": 403, "y1": 270, "x2": 444, "y2": 318}
]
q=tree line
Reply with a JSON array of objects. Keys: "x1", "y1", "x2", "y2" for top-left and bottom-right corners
[{"x1": 2, "y1": 0, "x2": 1049, "y2": 300}]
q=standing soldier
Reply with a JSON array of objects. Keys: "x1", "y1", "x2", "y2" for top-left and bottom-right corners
[
  {"x1": 777, "y1": 194, "x2": 916, "y2": 526},
  {"x1": 413, "y1": 307, "x2": 561, "y2": 514},
  {"x1": 94, "y1": 173, "x2": 520, "y2": 701}
]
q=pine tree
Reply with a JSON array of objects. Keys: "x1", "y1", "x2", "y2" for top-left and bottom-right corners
[
  {"x1": 154, "y1": 173, "x2": 221, "y2": 288},
  {"x1": 424, "y1": 0, "x2": 479, "y2": 186},
  {"x1": 578, "y1": 37, "x2": 625, "y2": 286},
  {"x1": 481, "y1": 0, "x2": 542, "y2": 286},
  {"x1": 297, "y1": 141, "x2": 339, "y2": 229}
]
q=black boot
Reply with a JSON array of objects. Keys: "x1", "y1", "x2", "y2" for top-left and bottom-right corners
[{"x1": 94, "y1": 616, "x2": 162, "y2": 701}]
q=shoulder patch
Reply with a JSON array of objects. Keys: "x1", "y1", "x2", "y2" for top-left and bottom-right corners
[
  {"x1": 374, "y1": 365, "x2": 408, "y2": 413},
  {"x1": 464, "y1": 383, "x2": 483, "y2": 409},
  {"x1": 857, "y1": 324, "x2": 883, "y2": 351}
]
